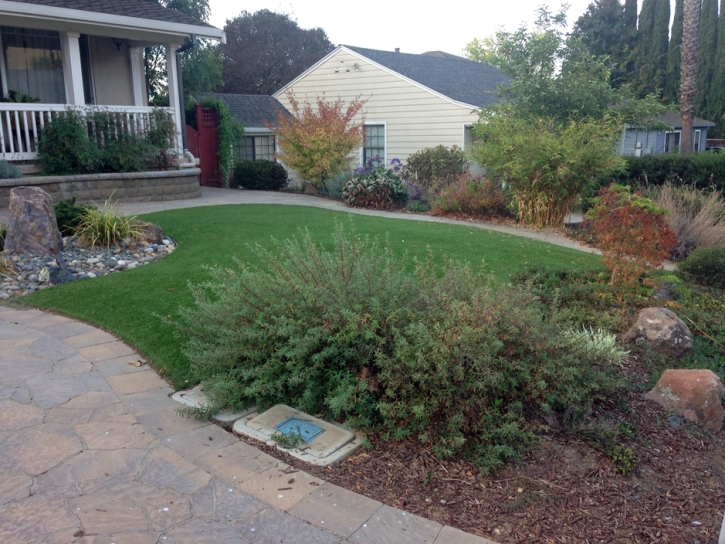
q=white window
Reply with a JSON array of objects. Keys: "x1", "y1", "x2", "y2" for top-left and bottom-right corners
[
  {"x1": 694, "y1": 129, "x2": 702, "y2": 152},
  {"x1": 363, "y1": 124, "x2": 385, "y2": 164},
  {"x1": 664, "y1": 131, "x2": 681, "y2": 154}
]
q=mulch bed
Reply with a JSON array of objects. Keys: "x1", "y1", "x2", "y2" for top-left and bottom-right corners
[{"x1": 237, "y1": 359, "x2": 725, "y2": 543}]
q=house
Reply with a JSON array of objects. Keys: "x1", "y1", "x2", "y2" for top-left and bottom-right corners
[
  {"x1": 272, "y1": 45, "x2": 509, "y2": 173},
  {"x1": 190, "y1": 92, "x2": 291, "y2": 162},
  {"x1": 620, "y1": 112, "x2": 715, "y2": 156},
  {"x1": 0, "y1": 0, "x2": 224, "y2": 163}
]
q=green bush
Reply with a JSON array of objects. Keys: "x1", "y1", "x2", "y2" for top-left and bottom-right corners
[
  {"x1": 0, "y1": 160, "x2": 22, "y2": 179},
  {"x1": 400, "y1": 145, "x2": 469, "y2": 198},
  {"x1": 54, "y1": 197, "x2": 91, "y2": 236},
  {"x1": 343, "y1": 160, "x2": 408, "y2": 209},
  {"x1": 0, "y1": 223, "x2": 7, "y2": 251},
  {"x1": 176, "y1": 225, "x2": 624, "y2": 473},
  {"x1": 37, "y1": 110, "x2": 98, "y2": 175},
  {"x1": 231, "y1": 159, "x2": 288, "y2": 190},
  {"x1": 678, "y1": 246, "x2": 725, "y2": 289}
]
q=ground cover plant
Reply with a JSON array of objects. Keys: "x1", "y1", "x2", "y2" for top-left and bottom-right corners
[{"x1": 21, "y1": 204, "x2": 601, "y2": 389}]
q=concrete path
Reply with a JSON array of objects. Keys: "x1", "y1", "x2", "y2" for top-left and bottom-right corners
[{"x1": 0, "y1": 306, "x2": 495, "y2": 544}]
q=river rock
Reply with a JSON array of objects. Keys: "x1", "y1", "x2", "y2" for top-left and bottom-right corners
[
  {"x1": 4, "y1": 187, "x2": 63, "y2": 255},
  {"x1": 622, "y1": 307, "x2": 693, "y2": 357},
  {"x1": 645, "y1": 369, "x2": 725, "y2": 431},
  {"x1": 133, "y1": 221, "x2": 164, "y2": 244}
]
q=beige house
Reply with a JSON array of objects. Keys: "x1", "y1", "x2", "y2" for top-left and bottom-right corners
[
  {"x1": 0, "y1": 0, "x2": 224, "y2": 163},
  {"x1": 273, "y1": 45, "x2": 508, "y2": 172}
]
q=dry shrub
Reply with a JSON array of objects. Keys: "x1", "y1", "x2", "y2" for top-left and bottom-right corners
[
  {"x1": 431, "y1": 174, "x2": 512, "y2": 219},
  {"x1": 647, "y1": 183, "x2": 725, "y2": 261}
]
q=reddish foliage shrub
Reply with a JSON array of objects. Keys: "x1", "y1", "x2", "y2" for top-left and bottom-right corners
[
  {"x1": 585, "y1": 184, "x2": 678, "y2": 284},
  {"x1": 431, "y1": 175, "x2": 512, "y2": 219}
]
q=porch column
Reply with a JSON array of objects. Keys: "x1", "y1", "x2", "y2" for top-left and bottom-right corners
[
  {"x1": 129, "y1": 47, "x2": 145, "y2": 107},
  {"x1": 166, "y1": 43, "x2": 183, "y2": 154},
  {"x1": 60, "y1": 31, "x2": 85, "y2": 106}
]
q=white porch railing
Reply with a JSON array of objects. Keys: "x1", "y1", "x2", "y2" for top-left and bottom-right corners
[{"x1": 0, "y1": 104, "x2": 177, "y2": 162}]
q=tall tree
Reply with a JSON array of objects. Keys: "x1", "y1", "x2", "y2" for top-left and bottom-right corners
[
  {"x1": 570, "y1": 0, "x2": 633, "y2": 87},
  {"x1": 664, "y1": 0, "x2": 685, "y2": 104},
  {"x1": 221, "y1": 10, "x2": 334, "y2": 95},
  {"x1": 681, "y1": 0, "x2": 702, "y2": 154},
  {"x1": 633, "y1": 0, "x2": 669, "y2": 96},
  {"x1": 623, "y1": 0, "x2": 638, "y2": 29},
  {"x1": 696, "y1": 0, "x2": 719, "y2": 119},
  {"x1": 712, "y1": 0, "x2": 725, "y2": 136}
]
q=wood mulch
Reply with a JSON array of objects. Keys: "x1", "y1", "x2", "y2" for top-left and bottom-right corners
[{"x1": 237, "y1": 360, "x2": 725, "y2": 544}]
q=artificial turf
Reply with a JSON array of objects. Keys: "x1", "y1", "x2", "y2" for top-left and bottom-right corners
[{"x1": 21, "y1": 204, "x2": 603, "y2": 387}]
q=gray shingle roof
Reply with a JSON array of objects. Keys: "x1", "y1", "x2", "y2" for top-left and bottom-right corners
[
  {"x1": 657, "y1": 111, "x2": 715, "y2": 128},
  {"x1": 192, "y1": 93, "x2": 291, "y2": 127},
  {"x1": 5, "y1": 0, "x2": 215, "y2": 28},
  {"x1": 344, "y1": 45, "x2": 509, "y2": 108}
]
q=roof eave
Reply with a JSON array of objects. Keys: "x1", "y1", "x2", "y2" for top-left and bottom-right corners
[{"x1": 0, "y1": 0, "x2": 224, "y2": 42}]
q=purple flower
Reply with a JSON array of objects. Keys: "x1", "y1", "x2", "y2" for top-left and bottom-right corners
[{"x1": 403, "y1": 179, "x2": 422, "y2": 200}]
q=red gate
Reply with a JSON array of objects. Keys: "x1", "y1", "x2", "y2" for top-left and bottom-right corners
[{"x1": 187, "y1": 105, "x2": 222, "y2": 187}]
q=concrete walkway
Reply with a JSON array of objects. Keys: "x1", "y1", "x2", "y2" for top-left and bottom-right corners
[{"x1": 0, "y1": 306, "x2": 495, "y2": 544}]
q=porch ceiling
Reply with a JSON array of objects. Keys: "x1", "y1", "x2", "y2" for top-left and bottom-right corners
[{"x1": 0, "y1": 0, "x2": 224, "y2": 44}]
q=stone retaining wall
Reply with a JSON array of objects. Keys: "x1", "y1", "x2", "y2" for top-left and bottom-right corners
[{"x1": 0, "y1": 169, "x2": 201, "y2": 207}]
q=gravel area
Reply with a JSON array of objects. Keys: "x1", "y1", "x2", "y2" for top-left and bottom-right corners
[{"x1": 0, "y1": 236, "x2": 176, "y2": 300}]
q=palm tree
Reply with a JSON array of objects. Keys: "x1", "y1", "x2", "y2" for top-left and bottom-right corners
[{"x1": 680, "y1": 0, "x2": 701, "y2": 155}]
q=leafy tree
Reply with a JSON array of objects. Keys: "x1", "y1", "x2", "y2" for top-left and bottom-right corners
[
  {"x1": 462, "y1": 35, "x2": 503, "y2": 67},
  {"x1": 696, "y1": 0, "x2": 719, "y2": 121},
  {"x1": 570, "y1": 0, "x2": 634, "y2": 87},
  {"x1": 664, "y1": 0, "x2": 685, "y2": 104},
  {"x1": 681, "y1": 0, "x2": 702, "y2": 155},
  {"x1": 221, "y1": 10, "x2": 334, "y2": 95},
  {"x1": 471, "y1": 113, "x2": 625, "y2": 227},
  {"x1": 273, "y1": 93, "x2": 367, "y2": 187},
  {"x1": 181, "y1": 43, "x2": 223, "y2": 94}
]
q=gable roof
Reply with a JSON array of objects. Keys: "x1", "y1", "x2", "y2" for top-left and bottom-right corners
[
  {"x1": 4, "y1": 0, "x2": 215, "y2": 27},
  {"x1": 192, "y1": 93, "x2": 291, "y2": 128},
  {"x1": 343, "y1": 45, "x2": 509, "y2": 108},
  {"x1": 657, "y1": 111, "x2": 715, "y2": 129}
]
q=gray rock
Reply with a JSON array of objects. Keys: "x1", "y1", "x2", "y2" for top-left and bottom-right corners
[
  {"x1": 622, "y1": 307, "x2": 693, "y2": 357},
  {"x1": 4, "y1": 187, "x2": 63, "y2": 255},
  {"x1": 48, "y1": 267, "x2": 75, "y2": 285}
]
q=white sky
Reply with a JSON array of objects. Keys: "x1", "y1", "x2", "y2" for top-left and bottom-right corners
[{"x1": 207, "y1": 1, "x2": 654, "y2": 56}]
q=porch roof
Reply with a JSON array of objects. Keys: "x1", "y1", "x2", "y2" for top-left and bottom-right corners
[{"x1": 0, "y1": 0, "x2": 224, "y2": 42}]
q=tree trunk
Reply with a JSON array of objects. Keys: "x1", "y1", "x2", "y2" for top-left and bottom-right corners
[{"x1": 681, "y1": 0, "x2": 701, "y2": 155}]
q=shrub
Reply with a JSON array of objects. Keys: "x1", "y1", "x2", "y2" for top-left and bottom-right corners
[
  {"x1": 432, "y1": 175, "x2": 512, "y2": 219},
  {"x1": 231, "y1": 159, "x2": 288, "y2": 190},
  {"x1": 54, "y1": 197, "x2": 92, "y2": 236},
  {"x1": 175, "y1": 225, "x2": 623, "y2": 473},
  {"x1": 400, "y1": 145, "x2": 469, "y2": 197},
  {"x1": 644, "y1": 183, "x2": 725, "y2": 261},
  {"x1": 0, "y1": 160, "x2": 22, "y2": 179},
  {"x1": 343, "y1": 157, "x2": 408, "y2": 209},
  {"x1": 37, "y1": 110, "x2": 98, "y2": 175},
  {"x1": 74, "y1": 195, "x2": 145, "y2": 247},
  {"x1": 607, "y1": 152, "x2": 725, "y2": 190},
  {"x1": 0, "y1": 223, "x2": 7, "y2": 251},
  {"x1": 585, "y1": 184, "x2": 678, "y2": 284},
  {"x1": 273, "y1": 92, "x2": 367, "y2": 188},
  {"x1": 678, "y1": 246, "x2": 725, "y2": 289},
  {"x1": 323, "y1": 171, "x2": 352, "y2": 199}
]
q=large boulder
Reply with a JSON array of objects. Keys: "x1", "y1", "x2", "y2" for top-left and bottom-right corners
[
  {"x1": 645, "y1": 369, "x2": 724, "y2": 431},
  {"x1": 4, "y1": 187, "x2": 63, "y2": 255},
  {"x1": 132, "y1": 221, "x2": 164, "y2": 244},
  {"x1": 622, "y1": 307, "x2": 693, "y2": 357}
]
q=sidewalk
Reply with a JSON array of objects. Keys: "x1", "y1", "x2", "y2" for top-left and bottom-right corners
[{"x1": 0, "y1": 306, "x2": 495, "y2": 544}]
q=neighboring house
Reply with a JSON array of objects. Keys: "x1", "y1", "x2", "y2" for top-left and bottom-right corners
[
  {"x1": 0, "y1": 0, "x2": 224, "y2": 163},
  {"x1": 190, "y1": 92, "x2": 290, "y2": 162},
  {"x1": 272, "y1": 45, "x2": 509, "y2": 174},
  {"x1": 620, "y1": 112, "x2": 715, "y2": 156}
]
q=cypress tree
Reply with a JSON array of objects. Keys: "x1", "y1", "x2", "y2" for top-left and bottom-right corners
[
  {"x1": 697, "y1": 0, "x2": 719, "y2": 122},
  {"x1": 665, "y1": 0, "x2": 685, "y2": 104},
  {"x1": 709, "y1": 0, "x2": 725, "y2": 137},
  {"x1": 633, "y1": 0, "x2": 657, "y2": 95},
  {"x1": 624, "y1": 0, "x2": 638, "y2": 29},
  {"x1": 652, "y1": 0, "x2": 671, "y2": 93}
]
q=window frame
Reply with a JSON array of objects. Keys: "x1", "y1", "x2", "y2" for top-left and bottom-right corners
[
  {"x1": 361, "y1": 122, "x2": 387, "y2": 166},
  {"x1": 693, "y1": 129, "x2": 702, "y2": 152},
  {"x1": 235, "y1": 134, "x2": 276, "y2": 162},
  {"x1": 664, "y1": 130, "x2": 681, "y2": 154}
]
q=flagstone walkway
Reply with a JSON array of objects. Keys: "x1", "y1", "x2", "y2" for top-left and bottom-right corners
[{"x1": 0, "y1": 306, "x2": 495, "y2": 544}]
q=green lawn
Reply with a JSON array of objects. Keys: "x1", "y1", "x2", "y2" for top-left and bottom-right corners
[{"x1": 21, "y1": 204, "x2": 602, "y2": 387}]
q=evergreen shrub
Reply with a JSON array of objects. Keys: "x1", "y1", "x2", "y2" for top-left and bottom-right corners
[
  {"x1": 231, "y1": 159, "x2": 288, "y2": 190},
  {"x1": 0, "y1": 160, "x2": 22, "y2": 179},
  {"x1": 678, "y1": 246, "x2": 725, "y2": 289},
  {"x1": 176, "y1": 225, "x2": 625, "y2": 473},
  {"x1": 54, "y1": 197, "x2": 91, "y2": 236},
  {"x1": 400, "y1": 145, "x2": 469, "y2": 198}
]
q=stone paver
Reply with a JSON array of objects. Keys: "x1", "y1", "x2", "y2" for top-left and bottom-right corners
[{"x1": 0, "y1": 307, "x2": 497, "y2": 544}]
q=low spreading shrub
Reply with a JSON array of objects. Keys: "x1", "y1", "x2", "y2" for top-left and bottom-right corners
[
  {"x1": 323, "y1": 171, "x2": 352, "y2": 199},
  {"x1": 678, "y1": 246, "x2": 725, "y2": 289},
  {"x1": 0, "y1": 160, "x2": 22, "y2": 179},
  {"x1": 585, "y1": 184, "x2": 678, "y2": 284},
  {"x1": 644, "y1": 183, "x2": 725, "y2": 261},
  {"x1": 74, "y1": 195, "x2": 144, "y2": 247},
  {"x1": 343, "y1": 157, "x2": 408, "y2": 209},
  {"x1": 231, "y1": 159, "x2": 288, "y2": 191},
  {"x1": 400, "y1": 145, "x2": 469, "y2": 198},
  {"x1": 432, "y1": 175, "x2": 512, "y2": 219},
  {"x1": 54, "y1": 197, "x2": 92, "y2": 236},
  {"x1": 175, "y1": 225, "x2": 624, "y2": 473}
]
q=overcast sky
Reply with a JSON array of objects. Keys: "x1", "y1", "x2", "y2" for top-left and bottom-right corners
[{"x1": 207, "y1": 1, "x2": 655, "y2": 56}]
